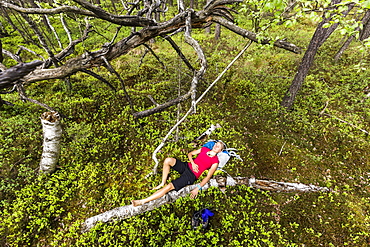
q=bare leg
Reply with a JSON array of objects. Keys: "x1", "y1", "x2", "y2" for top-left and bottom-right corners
[
  {"x1": 132, "y1": 183, "x2": 175, "y2": 207},
  {"x1": 152, "y1": 157, "x2": 176, "y2": 190}
]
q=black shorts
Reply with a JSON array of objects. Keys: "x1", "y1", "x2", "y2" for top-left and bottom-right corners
[{"x1": 171, "y1": 159, "x2": 197, "y2": 191}]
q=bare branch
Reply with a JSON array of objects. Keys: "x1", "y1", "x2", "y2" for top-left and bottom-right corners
[
  {"x1": 2, "y1": 49, "x2": 22, "y2": 63},
  {"x1": 20, "y1": 12, "x2": 59, "y2": 67},
  {"x1": 0, "y1": 0, "x2": 301, "y2": 98},
  {"x1": 142, "y1": 43, "x2": 166, "y2": 69},
  {"x1": 43, "y1": 12, "x2": 63, "y2": 50},
  {"x1": 0, "y1": 1, "x2": 96, "y2": 16},
  {"x1": 80, "y1": 68, "x2": 116, "y2": 91},
  {"x1": 0, "y1": 60, "x2": 43, "y2": 90},
  {"x1": 161, "y1": 34, "x2": 195, "y2": 72},
  {"x1": 0, "y1": 4, "x2": 40, "y2": 49},
  {"x1": 72, "y1": 0, "x2": 157, "y2": 26},
  {"x1": 184, "y1": 10, "x2": 207, "y2": 114},
  {"x1": 16, "y1": 83, "x2": 58, "y2": 113},
  {"x1": 101, "y1": 56, "x2": 135, "y2": 114},
  {"x1": 212, "y1": 16, "x2": 302, "y2": 54},
  {"x1": 0, "y1": 97, "x2": 14, "y2": 106},
  {"x1": 60, "y1": 13, "x2": 72, "y2": 43},
  {"x1": 17, "y1": 46, "x2": 45, "y2": 61},
  {"x1": 133, "y1": 91, "x2": 192, "y2": 118},
  {"x1": 45, "y1": 19, "x2": 92, "y2": 67},
  {"x1": 147, "y1": 95, "x2": 160, "y2": 106}
]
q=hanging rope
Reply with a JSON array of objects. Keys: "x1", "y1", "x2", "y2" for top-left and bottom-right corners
[{"x1": 146, "y1": 40, "x2": 253, "y2": 177}]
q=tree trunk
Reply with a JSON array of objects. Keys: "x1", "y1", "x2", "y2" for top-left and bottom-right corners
[
  {"x1": 39, "y1": 111, "x2": 62, "y2": 174},
  {"x1": 205, "y1": 0, "x2": 212, "y2": 34},
  {"x1": 334, "y1": 9, "x2": 370, "y2": 61},
  {"x1": 281, "y1": 0, "x2": 353, "y2": 110},
  {"x1": 215, "y1": 23, "x2": 221, "y2": 40},
  {"x1": 360, "y1": 10, "x2": 370, "y2": 41},
  {"x1": 82, "y1": 175, "x2": 330, "y2": 232}
]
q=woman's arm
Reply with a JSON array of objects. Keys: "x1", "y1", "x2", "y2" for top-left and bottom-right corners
[
  {"x1": 188, "y1": 148, "x2": 201, "y2": 173},
  {"x1": 190, "y1": 162, "x2": 218, "y2": 199}
]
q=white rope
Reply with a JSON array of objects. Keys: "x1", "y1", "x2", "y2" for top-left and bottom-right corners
[
  {"x1": 195, "y1": 41, "x2": 253, "y2": 104},
  {"x1": 147, "y1": 41, "x2": 253, "y2": 177}
]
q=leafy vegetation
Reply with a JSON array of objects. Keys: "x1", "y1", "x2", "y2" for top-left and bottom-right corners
[{"x1": 1, "y1": 3, "x2": 370, "y2": 247}]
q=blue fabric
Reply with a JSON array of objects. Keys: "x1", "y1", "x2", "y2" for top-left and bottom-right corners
[
  {"x1": 201, "y1": 208, "x2": 214, "y2": 222},
  {"x1": 202, "y1": 141, "x2": 216, "y2": 150}
]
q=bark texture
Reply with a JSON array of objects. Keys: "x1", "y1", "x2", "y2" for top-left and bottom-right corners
[
  {"x1": 281, "y1": 0, "x2": 353, "y2": 110},
  {"x1": 334, "y1": 9, "x2": 370, "y2": 61},
  {"x1": 82, "y1": 175, "x2": 330, "y2": 232},
  {"x1": 39, "y1": 112, "x2": 63, "y2": 174},
  {"x1": 0, "y1": 60, "x2": 43, "y2": 90}
]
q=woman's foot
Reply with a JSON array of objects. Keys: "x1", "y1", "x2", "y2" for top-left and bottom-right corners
[{"x1": 132, "y1": 200, "x2": 144, "y2": 207}]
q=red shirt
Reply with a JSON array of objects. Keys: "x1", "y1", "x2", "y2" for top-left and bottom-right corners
[{"x1": 188, "y1": 147, "x2": 219, "y2": 179}]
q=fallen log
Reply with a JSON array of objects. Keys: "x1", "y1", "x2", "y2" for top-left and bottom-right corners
[{"x1": 82, "y1": 175, "x2": 330, "y2": 232}]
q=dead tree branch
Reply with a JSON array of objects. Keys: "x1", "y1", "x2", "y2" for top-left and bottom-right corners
[
  {"x1": 101, "y1": 56, "x2": 135, "y2": 114},
  {"x1": 0, "y1": 1, "x2": 96, "y2": 16},
  {"x1": 212, "y1": 16, "x2": 302, "y2": 54},
  {"x1": 13, "y1": 1, "x2": 296, "y2": 84},
  {"x1": 0, "y1": 0, "x2": 302, "y2": 114},
  {"x1": 72, "y1": 0, "x2": 157, "y2": 26},
  {"x1": 142, "y1": 43, "x2": 166, "y2": 69},
  {"x1": 0, "y1": 60, "x2": 43, "y2": 90},
  {"x1": 82, "y1": 175, "x2": 330, "y2": 232},
  {"x1": 162, "y1": 34, "x2": 195, "y2": 72},
  {"x1": 16, "y1": 83, "x2": 58, "y2": 113},
  {"x1": 80, "y1": 68, "x2": 117, "y2": 91}
]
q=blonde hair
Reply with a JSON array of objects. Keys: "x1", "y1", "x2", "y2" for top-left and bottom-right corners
[{"x1": 216, "y1": 141, "x2": 225, "y2": 151}]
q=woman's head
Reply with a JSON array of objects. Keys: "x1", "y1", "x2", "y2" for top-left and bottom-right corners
[{"x1": 212, "y1": 141, "x2": 225, "y2": 153}]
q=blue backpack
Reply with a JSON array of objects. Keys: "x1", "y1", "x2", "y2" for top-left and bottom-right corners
[{"x1": 202, "y1": 140, "x2": 243, "y2": 170}]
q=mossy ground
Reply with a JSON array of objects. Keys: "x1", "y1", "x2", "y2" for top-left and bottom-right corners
[{"x1": 1, "y1": 17, "x2": 370, "y2": 246}]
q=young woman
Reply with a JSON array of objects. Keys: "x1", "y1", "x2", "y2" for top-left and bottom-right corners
[{"x1": 132, "y1": 141, "x2": 224, "y2": 207}]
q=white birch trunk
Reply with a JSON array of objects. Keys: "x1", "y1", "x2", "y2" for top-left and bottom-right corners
[
  {"x1": 39, "y1": 111, "x2": 62, "y2": 174},
  {"x1": 82, "y1": 175, "x2": 330, "y2": 232}
]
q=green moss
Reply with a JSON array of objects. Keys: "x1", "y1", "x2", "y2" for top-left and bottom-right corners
[{"x1": 1, "y1": 3, "x2": 370, "y2": 246}]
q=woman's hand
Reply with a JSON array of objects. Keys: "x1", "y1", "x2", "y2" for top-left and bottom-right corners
[
  {"x1": 191, "y1": 162, "x2": 199, "y2": 173},
  {"x1": 190, "y1": 187, "x2": 199, "y2": 199}
]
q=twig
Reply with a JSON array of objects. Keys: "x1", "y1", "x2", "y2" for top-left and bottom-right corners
[
  {"x1": 323, "y1": 113, "x2": 369, "y2": 135},
  {"x1": 16, "y1": 83, "x2": 61, "y2": 115},
  {"x1": 20, "y1": 12, "x2": 59, "y2": 67},
  {"x1": 60, "y1": 13, "x2": 72, "y2": 44},
  {"x1": 142, "y1": 43, "x2": 166, "y2": 69},
  {"x1": 16, "y1": 46, "x2": 45, "y2": 61},
  {"x1": 40, "y1": 6, "x2": 63, "y2": 49},
  {"x1": 278, "y1": 141, "x2": 287, "y2": 156},
  {"x1": 320, "y1": 101, "x2": 369, "y2": 135},
  {"x1": 162, "y1": 34, "x2": 195, "y2": 72},
  {"x1": 147, "y1": 95, "x2": 159, "y2": 106},
  {"x1": 81, "y1": 68, "x2": 117, "y2": 91},
  {"x1": 101, "y1": 56, "x2": 135, "y2": 115}
]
